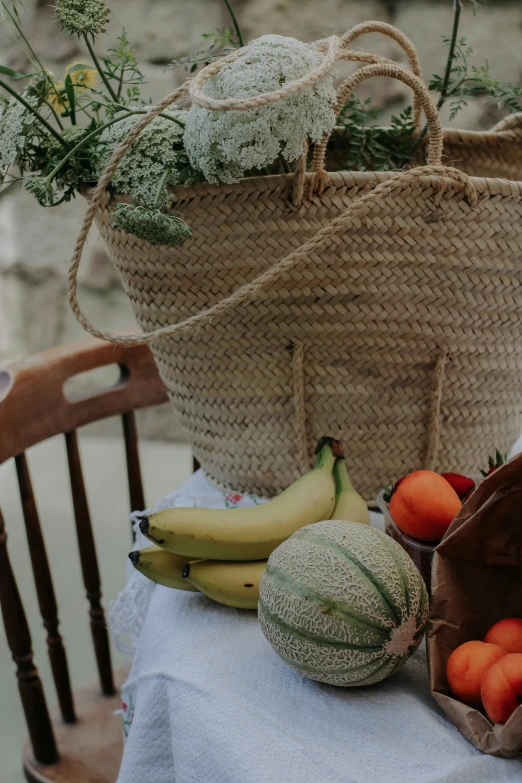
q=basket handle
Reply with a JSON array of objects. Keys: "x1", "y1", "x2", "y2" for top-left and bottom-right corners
[
  {"x1": 68, "y1": 80, "x2": 190, "y2": 344},
  {"x1": 491, "y1": 112, "x2": 522, "y2": 133},
  {"x1": 190, "y1": 23, "x2": 423, "y2": 125},
  {"x1": 313, "y1": 21, "x2": 424, "y2": 129},
  {"x1": 306, "y1": 62, "x2": 443, "y2": 200},
  {"x1": 188, "y1": 34, "x2": 344, "y2": 110},
  {"x1": 68, "y1": 34, "x2": 365, "y2": 342},
  {"x1": 69, "y1": 167, "x2": 476, "y2": 347},
  {"x1": 68, "y1": 53, "x2": 465, "y2": 348}
]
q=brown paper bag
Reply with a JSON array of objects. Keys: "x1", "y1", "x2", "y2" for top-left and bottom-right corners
[{"x1": 427, "y1": 451, "x2": 522, "y2": 757}]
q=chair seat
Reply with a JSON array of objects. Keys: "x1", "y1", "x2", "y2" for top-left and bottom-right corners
[{"x1": 23, "y1": 669, "x2": 126, "y2": 783}]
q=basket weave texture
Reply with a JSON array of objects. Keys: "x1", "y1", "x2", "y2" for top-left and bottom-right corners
[
  {"x1": 92, "y1": 166, "x2": 522, "y2": 498},
  {"x1": 71, "y1": 26, "x2": 522, "y2": 499}
]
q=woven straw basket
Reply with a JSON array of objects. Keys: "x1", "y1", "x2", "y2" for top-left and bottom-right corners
[{"x1": 70, "y1": 23, "x2": 522, "y2": 500}]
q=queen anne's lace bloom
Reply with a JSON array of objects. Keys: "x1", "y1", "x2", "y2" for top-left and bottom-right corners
[
  {"x1": 55, "y1": 0, "x2": 110, "y2": 37},
  {"x1": 111, "y1": 203, "x2": 192, "y2": 247},
  {"x1": 43, "y1": 125, "x2": 99, "y2": 192},
  {"x1": 0, "y1": 92, "x2": 40, "y2": 181},
  {"x1": 24, "y1": 175, "x2": 55, "y2": 205},
  {"x1": 184, "y1": 35, "x2": 337, "y2": 184},
  {"x1": 97, "y1": 110, "x2": 195, "y2": 208}
]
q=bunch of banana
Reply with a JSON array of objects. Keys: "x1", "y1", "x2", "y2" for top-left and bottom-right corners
[
  {"x1": 182, "y1": 559, "x2": 267, "y2": 610},
  {"x1": 129, "y1": 546, "x2": 198, "y2": 591},
  {"x1": 139, "y1": 436, "x2": 339, "y2": 561},
  {"x1": 129, "y1": 436, "x2": 370, "y2": 609}
]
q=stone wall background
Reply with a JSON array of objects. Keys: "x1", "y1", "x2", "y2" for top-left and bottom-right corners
[{"x1": 1, "y1": 0, "x2": 521, "y2": 439}]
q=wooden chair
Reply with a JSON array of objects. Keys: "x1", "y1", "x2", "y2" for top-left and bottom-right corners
[{"x1": 0, "y1": 335, "x2": 194, "y2": 782}]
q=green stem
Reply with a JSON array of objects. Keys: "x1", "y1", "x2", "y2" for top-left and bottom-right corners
[
  {"x1": 83, "y1": 34, "x2": 119, "y2": 102},
  {"x1": 446, "y1": 77, "x2": 467, "y2": 97},
  {"x1": 112, "y1": 104, "x2": 185, "y2": 129},
  {"x1": 38, "y1": 103, "x2": 184, "y2": 189},
  {"x1": 223, "y1": 0, "x2": 244, "y2": 47},
  {"x1": 412, "y1": 0, "x2": 463, "y2": 154},
  {"x1": 44, "y1": 110, "x2": 135, "y2": 181},
  {"x1": 153, "y1": 167, "x2": 171, "y2": 208},
  {"x1": 66, "y1": 80, "x2": 76, "y2": 125},
  {"x1": 43, "y1": 98, "x2": 64, "y2": 129},
  {"x1": 117, "y1": 63, "x2": 125, "y2": 100},
  {"x1": 76, "y1": 103, "x2": 95, "y2": 118},
  {"x1": 438, "y1": 0, "x2": 463, "y2": 110},
  {"x1": 2, "y1": 1, "x2": 65, "y2": 118},
  {"x1": 0, "y1": 79, "x2": 66, "y2": 144}
]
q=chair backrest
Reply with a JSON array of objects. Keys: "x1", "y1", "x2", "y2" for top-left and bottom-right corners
[{"x1": 0, "y1": 335, "x2": 174, "y2": 764}]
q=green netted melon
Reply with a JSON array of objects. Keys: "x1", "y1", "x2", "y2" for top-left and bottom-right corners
[{"x1": 258, "y1": 519, "x2": 428, "y2": 686}]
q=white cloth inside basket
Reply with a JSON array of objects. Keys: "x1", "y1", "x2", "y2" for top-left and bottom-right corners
[{"x1": 111, "y1": 449, "x2": 522, "y2": 783}]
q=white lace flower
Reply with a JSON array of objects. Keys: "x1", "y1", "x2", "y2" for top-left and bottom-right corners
[
  {"x1": 184, "y1": 34, "x2": 337, "y2": 184},
  {"x1": 0, "y1": 93, "x2": 40, "y2": 179},
  {"x1": 55, "y1": 0, "x2": 110, "y2": 37},
  {"x1": 97, "y1": 110, "x2": 196, "y2": 208}
]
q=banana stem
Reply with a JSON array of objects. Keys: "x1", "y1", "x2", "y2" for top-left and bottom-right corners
[
  {"x1": 313, "y1": 438, "x2": 340, "y2": 471},
  {"x1": 333, "y1": 458, "x2": 354, "y2": 493}
]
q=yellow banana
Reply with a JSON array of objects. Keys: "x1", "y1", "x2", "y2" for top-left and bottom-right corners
[
  {"x1": 129, "y1": 545, "x2": 199, "y2": 591},
  {"x1": 331, "y1": 459, "x2": 370, "y2": 525},
  {"x1": 140, "y1": 437, "x2": 339, "y2": 560},
  {"x1": 183, "y1": 559, "x2": 266, "y2": 609}
]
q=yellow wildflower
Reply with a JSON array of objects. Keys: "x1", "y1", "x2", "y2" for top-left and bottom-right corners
[
  {"x1": 47, "y1": 80, "x2": 67, "y2": 112},
  {"x1": 65, "y1": 61, "x2": 98, "y2": 89}
]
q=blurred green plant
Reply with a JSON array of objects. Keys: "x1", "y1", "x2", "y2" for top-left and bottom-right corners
[
  {"x1": 411, "y1": 0, "x2": 522, "y2": 153},
  {"x1": 0, "y1": 0, "x2": 249, "y2": 244},
  {"x1": 0, "y1": 0, "x2": 521, "y2": 239},
  {"x1": 167, "y1": 27, "x2": 240, "y2": 74},
  {"x1": 339, "y1": 0, "x2": 522, "y2": 171},
  {"x1": 338, "y1": 98, "x2": 415, "y2": 171}
]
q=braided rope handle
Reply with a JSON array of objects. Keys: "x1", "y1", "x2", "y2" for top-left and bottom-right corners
[
  {"x1": 290, "y1": 50, "x2": 413, "y2": 206},
  {"x1": 490, "y1": 112, "x2": 522, "y2": 134},
  {"x1": 313, "y1": 21, "x2": 423, "y2": 128},
  {"x1": 69, "y1": 165, "x2": 476, "y2": 347},
  {"x1": 188, "y1": 24, "x2": 422, "y2": 114},
  {"x1": 68, "y1": 80, "x2": 191, "y2": 340},
  {"x1": 188, "y1": 34, "x2": 343, "y2": 110},
  {"x1": 424, "y1": 352, "x2": 449, "y2": 471},
  {"x1": 308, "y1": 62, "x2": 443, "y2": 197},
  {"x1": 68, "y1": 52, "x2": 469, "y2": 347},
  {"x1": 189, "y1": 22, "x2": 424, "y2": 205}
]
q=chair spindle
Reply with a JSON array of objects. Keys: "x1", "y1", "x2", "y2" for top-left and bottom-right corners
[
  {"x1": 15, "y1": 452, "x2": 76, "y2": 724},
  {"x1": 0, "y1": 507, "x2": 58, "y2": 764},
  {"x1": 64, "y1": 430, "x2": 115, "y2": 697},
  {"x1": 121, "y1": 411, "x2": 145, "y2": 515}
]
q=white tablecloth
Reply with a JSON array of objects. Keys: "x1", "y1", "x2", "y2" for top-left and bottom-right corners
[{"x1": 112, "y1": 470, "x2": 522, "y2": 783}]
